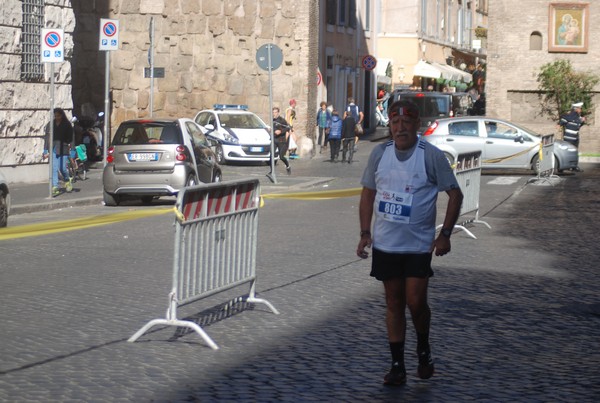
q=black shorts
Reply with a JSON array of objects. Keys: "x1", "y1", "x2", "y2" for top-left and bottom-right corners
[{"x1": 370, "y1": 248, "x2": 433, "y2": 281}]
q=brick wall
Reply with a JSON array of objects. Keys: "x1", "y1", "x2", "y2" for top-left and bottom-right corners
[{"x1": 487, "y1": 0, "x2": 600, "y2": 154}]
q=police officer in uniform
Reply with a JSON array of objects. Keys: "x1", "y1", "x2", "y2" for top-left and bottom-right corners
[{"x1": 559, "y1": 101, "x2": 585, "y2": 172}]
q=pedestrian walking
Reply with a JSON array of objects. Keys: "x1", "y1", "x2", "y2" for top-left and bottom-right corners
[
  {"x1": 343, "y1": 97, "x2": 364, "y2": 150},
  {"x1": 327, "y1": 110, "x2": 342, "y2": 162},
  {"x1": 559, "y1": 101, "x2": 585, "y2": 172},
  {"x1": 43, "y1": 108, "x2": 74, "y2": 197},
  {"x1": 285, "y1": 99, "x2": 298, "y2": 158},
  {"x1": 341, "y1": 113, "x2": 356, "y2": 163},
  {"x1": 356, "y1": 100, "x2": 463, "y2": 386},
  {"x1": 316, "y1": 101, "x2": 332, "y2": 154},
  {"x1": 272, "y1": 106, "x2": 292, "y2": 175}
]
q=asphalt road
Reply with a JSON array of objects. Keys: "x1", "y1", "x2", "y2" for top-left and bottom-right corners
[{"x1": 1, "y1": 135, "x2": 599, "y2": 402}]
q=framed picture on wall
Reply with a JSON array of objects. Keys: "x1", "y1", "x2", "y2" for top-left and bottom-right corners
[{"x1": 548, "y1": 2, "x2": 589, "y2": 53}]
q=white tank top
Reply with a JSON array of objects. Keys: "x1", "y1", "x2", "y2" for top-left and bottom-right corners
[{"x1": 373, "y1": 140, "x2": 439, "y2": 253}]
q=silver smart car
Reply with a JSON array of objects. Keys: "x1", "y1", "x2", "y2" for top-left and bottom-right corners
[{"x1": 102, "y1": 118, "x2": 222, "y2": 206}]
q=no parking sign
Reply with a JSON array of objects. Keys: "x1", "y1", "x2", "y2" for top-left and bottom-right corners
[
  {"x1": 40, "y1": 29, "x2": 64, "y2": 63},
  {"x1": 361, "y1": 54, "x2": 377, "y2": 71},
  {"x1": 99, "y1": 19, "x2": 119, "y2": 51}
]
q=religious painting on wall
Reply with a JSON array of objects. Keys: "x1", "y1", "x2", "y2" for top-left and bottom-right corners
[{"x1": 548, "y1": 2, "x2": 589, "y2": 53}]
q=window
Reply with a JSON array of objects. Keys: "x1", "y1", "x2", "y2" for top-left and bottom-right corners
[
  {"x1": 348, "y1": 0, "x2": 357, "y2": 29},
  {"x1": 21, "y1": 0, "x2": 45, "y2": 82},
  {"x1": 339, "y1": 0, "x2": 347, "y2": 26},
  {"x1": 326, "y1": 0, "x2": 337, "y2": 25},
  {"x1": 529, "y1": 31, "x2": 542, "y2": 50},
  {"x1": 421, "y1": 0, "x2": 428, "y2": 35},
  {"x1": 364, "y1": 0, "x2": 371, "y2": 31},
  {"x1": 449, "y1": 121, "x2": 479, "y2": 137},
  {"x1": 485, "y1": 121, "x2": 517, "y2": 139}
]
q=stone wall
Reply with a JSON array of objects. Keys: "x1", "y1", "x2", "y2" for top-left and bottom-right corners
[
  {"x1": 0, "y1": 1, "x2": 75, "y2": 180},
  {"x1": 487, "y1": 0, "x2": 600, "y2": 154},
  {"x1": 1, "y1": 0, "x2": 318, "y2": 182},
  {"x1": 107, "y1": 0, "x2": 317, "y2": 156}
]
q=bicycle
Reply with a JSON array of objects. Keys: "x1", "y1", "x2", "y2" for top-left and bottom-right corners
[{"x1": 67, "y1": 144, "x2": 88, "y2": 182}]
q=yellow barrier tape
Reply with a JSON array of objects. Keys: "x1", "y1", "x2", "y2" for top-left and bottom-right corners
[
  {"x1": 483, "y1": 144, "x2": 538, "y2": 164},
  {"x1": 0, "y1": 208, "x2": 172, "y2": 241},
  {"x1": 172, "y1": 206, "x2": 186, "y2": 223},
  {"x1": 261, "y1": 187, "x2": 362, "y2": 202}
]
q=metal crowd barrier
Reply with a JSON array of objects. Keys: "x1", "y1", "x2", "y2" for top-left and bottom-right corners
[
  {"x1": 439, "y1": 150, "x2": 491, "y2": 239},
  {"x1": 128, "y1": 179, "x2": 279, "y2": 350},
  {"x1": 528, "y1": 134, "x2": 558, "y2": 185}
]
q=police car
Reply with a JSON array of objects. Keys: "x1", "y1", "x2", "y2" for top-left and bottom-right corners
[{"x1": 193, "y1": 104, "x2": 275, "y2": 164}]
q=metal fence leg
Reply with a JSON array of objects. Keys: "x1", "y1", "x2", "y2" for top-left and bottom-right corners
[
  {"x1": 128, "y1": 291, "x2": 220, "y2": 350},
  {"x1": 247, "y1": 279, "x2": 280, "y2": 315}
]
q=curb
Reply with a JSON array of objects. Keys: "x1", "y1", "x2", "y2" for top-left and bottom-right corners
[{"x1": 11, "y1": 196, "x2": 104, "y2": 216}]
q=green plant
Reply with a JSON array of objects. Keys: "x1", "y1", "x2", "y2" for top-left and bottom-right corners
[
  {"x1": 537, "y1": 59, "x2": 599, "y2": 121},
  {"x1": 474, "y1": 27, "x2": 487, "y2": 38}
]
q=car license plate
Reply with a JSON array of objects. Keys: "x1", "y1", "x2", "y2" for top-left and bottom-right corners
[
  {"x1": 250, "y1": 147, "x2": 263, "y2": 152},
  {"x1": 128, "y1": 153, "x2": 158, "y2": 162}
]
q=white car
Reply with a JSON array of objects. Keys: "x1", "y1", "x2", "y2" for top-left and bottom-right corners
[
  {"x1": 194, "y1": 104, "x2": 275, "y2": 164},
  {"x1": 0, "y1": 171, "x2": 11, "y2": 227},
  {"x1": 422, "y1": 117, "x2": 579, "y2": 173}
]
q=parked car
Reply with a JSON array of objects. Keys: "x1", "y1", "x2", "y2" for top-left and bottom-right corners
[
  {"x1": 0, "y1": 171, "x2": 11, "y2": 227},
  {"x1": 103, "y1": 118, "x2": 222, "y2": 206},
  {"x1": 422, "y1": 117, "x2": 579, "y2": 173},
  {"x1": 194, "y1": 104, "x2": 275, "y2": 164},
  {"x1": 391, "y1": 90, "x2": 473, "y2": 134}
]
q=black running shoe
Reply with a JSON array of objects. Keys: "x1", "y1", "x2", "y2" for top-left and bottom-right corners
[
  {"x1": 383, "y1": 363, "x2": 406, "y2": 386},
  {"x1": 417, "y1": 348, "x2": 435, "y2": 379}
]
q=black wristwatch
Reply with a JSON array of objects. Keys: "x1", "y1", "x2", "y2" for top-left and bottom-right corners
[
  {"x1": 360, "y1": 230, "x2": 371, "y2": 237},
  {"x1": 440, "y1": 228, "x2": 452, "y2": 238}
]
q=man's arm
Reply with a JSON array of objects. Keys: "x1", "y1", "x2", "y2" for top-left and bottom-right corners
[
  {"x1": 357, "y1": 187, "x2": 376, "y2": 258},
  {"x1": 432, "y1": 187, "x2": 463, "y2": 256}
]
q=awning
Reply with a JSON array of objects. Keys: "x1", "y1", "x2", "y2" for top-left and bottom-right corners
[
  {"x1": 414, "y1": 60, "x2": 473, "y2": 83},
  {"x1": 376, "y1": 58, "x2": 393, "y2": 84},
  {"x1": 432, "y1": 62, "x2": 463, "y2": 81},
  {"x1": 413, "y1": 60, "x2": 441, "y2": 79},
  {"x1": 436, "y1": 63, "x2": 473, "y2": 83}
]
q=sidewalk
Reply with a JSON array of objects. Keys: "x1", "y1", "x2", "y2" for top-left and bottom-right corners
[
  {"x1": 8, "y1": 164, "x2": 337, "y2": 216},
  {"x1": 8, "y1": 129, "x2": 387, "y2": 216}
]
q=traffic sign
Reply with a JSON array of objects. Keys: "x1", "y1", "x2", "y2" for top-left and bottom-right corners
[
  {"x1": 317, "y1": 69, "x2": 322, "y2": 86},
  {"x1": 256, "y1": 44, "x2": 283, "y2": 71},
  {"x1": 361, "y1": 54, "x2": 377, "y2": 71},
  {"x1": 41, "y1": 29, "x2": 64, "y2": 63},
  {"x1": 99, "y1": 19, "x2": 119, "y2": 51}
]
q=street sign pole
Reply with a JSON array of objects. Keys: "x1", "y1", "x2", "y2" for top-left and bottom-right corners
[
  {"x1": 99, "y1": 18, "x2": 119, "y2": 166},
  {"x1": 41, "y1": 28, "x2": 64, "y2": 198},
  {"x1": 48, "y1": 63, "x2": 55, "y2": 198},
  {"x1": 103, "y1": 51, "x2": 110, "y2": 166},
  {"x1": 149, "y1": 17, "x2": 154, "y2": 117},
  {"x1": 266, "y1": 45, "x2": 277, "y2": 184},
  {"x1": 256, "y1": 43, "x2": 283, "y2": 184}
]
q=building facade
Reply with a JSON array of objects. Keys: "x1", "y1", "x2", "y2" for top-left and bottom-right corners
[
  {"x1": 318, "y1": 0, "x2": 378, "y2": 127},
  {"x1": 376, "y1": 0, "x2": 488, "y2": 92},
  {"x1": 486, "y1": 0, "x2": 599, "y2": 154},
  {"x1": 0, "y1": 1, "x2": 75, "y2": 182}
]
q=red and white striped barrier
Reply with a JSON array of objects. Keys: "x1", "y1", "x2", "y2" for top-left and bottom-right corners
[{"x1": 129, "y1": 179, "x2": 278, "y2": 350}]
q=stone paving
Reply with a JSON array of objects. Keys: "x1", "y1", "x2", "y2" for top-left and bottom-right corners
[{"x1": 1, "y1": 161, "x2": 599, "y2": 402}]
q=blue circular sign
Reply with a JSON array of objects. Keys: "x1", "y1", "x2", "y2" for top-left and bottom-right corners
[
  {"x1": 45, "y1": 32, "x2": 61, "y2": 48},
  {"x1": 103, "y1": 22, "x2": 117, "y2": 37}
]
